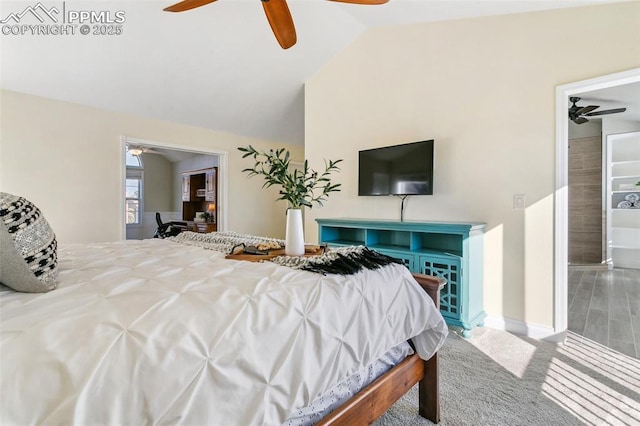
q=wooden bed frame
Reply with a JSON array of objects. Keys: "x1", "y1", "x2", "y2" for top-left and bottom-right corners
[{"x1": 317, "y1": 273, "x2": 445, "y2": 425}]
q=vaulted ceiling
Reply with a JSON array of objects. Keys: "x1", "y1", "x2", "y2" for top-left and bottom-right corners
[{"x1": 0, "y1": 0, "x2": 628, "y2": 146}]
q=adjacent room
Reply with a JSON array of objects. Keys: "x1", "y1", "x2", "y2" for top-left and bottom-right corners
[
  {"x1": 123, "y1": 144, "x2": 221, "y2": 239},
  {"x1": 1, "y1": 0, "x2": 639, "y2": 424},
  {"x1": 566, "y1": 84, "x2": 640, "y2": 358}
]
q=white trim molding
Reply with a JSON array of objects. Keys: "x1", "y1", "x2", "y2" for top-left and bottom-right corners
[
  {"x1": 483, "y1": 315, "x2": 564, "y2": 344},
  {"x1": 554, "y1": 67, "x2": 640, "y2": 339}
]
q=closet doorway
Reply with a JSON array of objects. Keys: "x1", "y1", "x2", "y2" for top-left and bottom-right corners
[{"x1": 557, "y1": 70, "x2": 640, "y2": 357}]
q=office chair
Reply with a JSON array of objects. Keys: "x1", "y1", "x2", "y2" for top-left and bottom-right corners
[{"x1": 153, "y1": 212, "x2": 189, "y2": 238}]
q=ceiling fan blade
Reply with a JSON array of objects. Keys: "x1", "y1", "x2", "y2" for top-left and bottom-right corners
[
  {"x1": 576, "y1": 105, "x2": 598, "y2": 115},
  {"x1": 573, "y1": 117, "x2": 589, "y2": 124},
  {"x1": 164, "y1": 0, "x2": 217, "y2": 12},
  {"x1": 584, "y1": 107, "x2": 627, "y2": 117},
  {"x1": 262, "y1": 0, "x2": 297, "y2": 49},
  {"x1": 328, "y1": 0, "x2": 389, "y2": 4}
]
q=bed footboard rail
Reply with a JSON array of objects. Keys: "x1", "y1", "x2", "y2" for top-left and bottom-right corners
[
  {"x1": 316, "y1": 353, "x2": 426, "y2": 425},
  {"x1": 412, "y1": 273, "x2": 445, "y2": 424}
]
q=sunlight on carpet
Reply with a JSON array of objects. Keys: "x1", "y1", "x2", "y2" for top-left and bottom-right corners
[
  {"x1": 543, "y1": 359, "x2": 639, "y2": 425},
  {"x1": 541, "y1": 332, "x2": 640, "y2": 426},
  {"x1": 376, "y1": 328, "x2": 640, "y2": 426},
  {"x1": 560, "y1": 332, "x2": 640, "y2": 394},
  {"x1": 464, "y1": 326, "x2": 538, "y2": 378}
]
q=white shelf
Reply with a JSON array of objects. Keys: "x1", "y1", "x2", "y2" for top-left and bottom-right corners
[
  {"x1": 607, "y1": 131, "x2": 640, "y2": 269},
  {"x1": 610, "y1": 247, "x2": 640, "y2": 269},
  {"x1": 612, "y1": 160, "x2": 640, "y2": 166},
  {"x1": 611, "y1": 227, "x2": 640, "y2": 249},
  {"x1": 612, "y1": 175, "x2": 640, "y2": 180},
  {"x1": 612, "y1": 210, "x2": 640, "y2": 231}
]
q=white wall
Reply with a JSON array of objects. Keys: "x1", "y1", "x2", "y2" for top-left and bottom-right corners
[
  {"x1": 142, "y1": 153, "x2": 174, "y2": 213},
  {"x1": 305, "y1": 2, "x2": 640, "y2": 329},
  {"x1": 0, "y1": 90, "x2": 303, "y2": 243},
  {"x1": 602, "y1": 118, "x2": 640, "y2": 136},
  {"x1": 569, "y1": 120, "x2": 602, "y2": 139},
  {"x1": 176, "y1": 154, "x2": 220, "y2": 173}
]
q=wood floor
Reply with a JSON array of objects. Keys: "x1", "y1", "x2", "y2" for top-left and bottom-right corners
[{"x1": 568, "y1": 267, "x2": 640, "y2": 358}]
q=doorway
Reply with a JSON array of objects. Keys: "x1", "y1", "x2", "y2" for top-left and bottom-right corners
[
  {"x1": 555, "y1": 68, "x2": 640, "y2": 344},
  {"x1": 121, "y1": 136, "x2": 228, "y2": 240}
]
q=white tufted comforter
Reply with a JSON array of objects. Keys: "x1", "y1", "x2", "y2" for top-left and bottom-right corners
[{"x1": 0, "y1": 239, "x2": 447, "y2": 426}]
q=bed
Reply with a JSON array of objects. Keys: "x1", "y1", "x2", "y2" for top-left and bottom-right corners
[{"x1": 0, "y1": 233, "x2": 448, "y2": 425}]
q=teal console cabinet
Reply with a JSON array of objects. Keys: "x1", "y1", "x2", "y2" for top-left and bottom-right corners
[{"x1": 316, "y1": 218, "x2": 486, "y2": 338}]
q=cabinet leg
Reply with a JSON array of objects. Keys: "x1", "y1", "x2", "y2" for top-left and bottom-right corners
[{"x1": 461, "y1": 328, "x2": 472, "y2": 339}]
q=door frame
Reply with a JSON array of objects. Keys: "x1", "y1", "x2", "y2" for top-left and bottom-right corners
[
  {"x1": 554, "y1": 67, "x2": 640, "y2": 337},
  {"x1": 120, "y1": 136, "x2": 229, "y2": 240}
]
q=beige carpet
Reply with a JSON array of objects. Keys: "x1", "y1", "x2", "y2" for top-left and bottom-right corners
[{"x1": 375, "y1": 328, "x2": 640, "y2": 426}]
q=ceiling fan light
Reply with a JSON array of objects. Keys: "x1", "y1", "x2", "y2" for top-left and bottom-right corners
[{"x1": 128, "y1": 146, "x2": 143, "y2": 156}]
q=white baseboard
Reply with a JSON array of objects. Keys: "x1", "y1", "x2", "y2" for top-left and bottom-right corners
[
  {"x1": 483, "y1": 315, "x2": 566, "y2": 344},
  {"x1": 568, "y1": 264, "x2": 609, "y2": 271}
]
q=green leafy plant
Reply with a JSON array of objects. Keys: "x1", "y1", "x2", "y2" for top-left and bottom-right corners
[{"x1": 238, "y1": 145, "x2": 343, "y2": 209}]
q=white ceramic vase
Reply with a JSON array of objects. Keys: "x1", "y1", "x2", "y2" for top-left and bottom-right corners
[{"x1": 285, "y1": 208, "x2": 305, "y2": 256}]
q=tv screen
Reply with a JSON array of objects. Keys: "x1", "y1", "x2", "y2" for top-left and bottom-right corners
[{"x1": 358, "y1": 140, "x2": 434, "y2": 196}]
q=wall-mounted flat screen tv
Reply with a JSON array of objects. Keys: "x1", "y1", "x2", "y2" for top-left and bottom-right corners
[{"x1": 358, "y1": 140, "x2": 434, "y2": 196}]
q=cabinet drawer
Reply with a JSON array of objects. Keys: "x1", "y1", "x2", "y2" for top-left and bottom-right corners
[
  {"x1": 418, "y1": 254, "x2": 461, "y2": 320},
  {"x1": 195, "y1": 222, "x2": 217, "y2": 233}
]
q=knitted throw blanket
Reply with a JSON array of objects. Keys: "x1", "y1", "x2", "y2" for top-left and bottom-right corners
[
  {"x1": 170, "y1": 231, "x2": 403, "y2": 275},
  {"x1": 170, "y1": 231, "x2": 284, "y2": 254}
]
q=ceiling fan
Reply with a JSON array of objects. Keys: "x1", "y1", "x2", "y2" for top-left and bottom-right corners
[
  {"x1": 127, "y1": 144, "x2": 161, "y2": 156},
  {"x1": 568, "y1": 96, "x2": 627, "y2": 125},
  {"x1": 163, "y1": 0, "x2": 389, "y2": 49}
]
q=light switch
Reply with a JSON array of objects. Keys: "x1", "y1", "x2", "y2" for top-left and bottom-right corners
[{"x1": 513, "y1": 194, "x2": 526, "y2": 210}]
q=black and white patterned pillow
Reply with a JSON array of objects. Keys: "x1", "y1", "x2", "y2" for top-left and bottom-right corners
[{"x1": 0, "y1": 192, "x2": 58, "y2": 292}]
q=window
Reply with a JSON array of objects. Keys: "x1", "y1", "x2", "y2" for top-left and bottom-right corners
[
  {"x1": 126, "y1": 155, "x2": 143, "y2": 226},
  {"x1": 126, "y1": 150, "x2": 142, "y2": 167}
]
